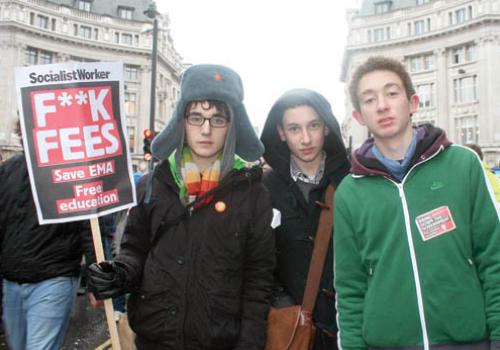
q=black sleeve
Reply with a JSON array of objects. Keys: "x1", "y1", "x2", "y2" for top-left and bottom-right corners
[
  {"x1": 79, "y1": 219, "x2": 96, "y2": 265},
  {"x1": 114, "y1": 176, "x2": 152, "y2": 291},
  {"x1": 235, "y1": 183, "x2": 276, "y2": 350},
  {"x1": 0, "y1": 161, "x2": 6, "y2": 252}
]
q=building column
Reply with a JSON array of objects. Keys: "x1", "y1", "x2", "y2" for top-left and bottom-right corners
[
  {"x1": 477, "y1": 35, "x2": 500, "y2": 163},
  {"x1": 434, "y1": 48, "x2": 450, "y2": 136}
]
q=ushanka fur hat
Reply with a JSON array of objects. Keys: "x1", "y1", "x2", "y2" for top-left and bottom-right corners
[{"x1": 151, "y1": 64, "x2": 264, "y2": 161}]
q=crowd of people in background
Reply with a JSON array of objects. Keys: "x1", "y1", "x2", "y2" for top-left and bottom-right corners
[{"x1": 1, "y1": 57, "x2": 499, "y2": 350}]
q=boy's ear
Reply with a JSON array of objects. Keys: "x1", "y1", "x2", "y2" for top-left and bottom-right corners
[
  {"x1": 409, "y1": 95, "x2": 419, "y2": 115},
  {"x1": 352, "y1": 109, "x2": 366, "y2": 126}
]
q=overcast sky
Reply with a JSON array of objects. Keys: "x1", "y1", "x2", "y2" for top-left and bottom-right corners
[{"x1": 157, "y1": 1, "x2": 361, "y2": 131}]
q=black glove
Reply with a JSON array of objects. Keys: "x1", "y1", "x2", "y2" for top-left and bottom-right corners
[{"x1": 87, "y1": 261, "x2": 127, "y2": 300}]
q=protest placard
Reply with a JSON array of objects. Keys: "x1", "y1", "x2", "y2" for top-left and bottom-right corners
[
  {"x1": 15, "y1": 62, "x2": 136, "y2": 224},
  {"x1": 16, "y1": 62, "x2": 136, "y2": 349}
]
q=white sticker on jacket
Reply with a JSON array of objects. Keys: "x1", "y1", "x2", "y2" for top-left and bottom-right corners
[
  {"x1": 271, "y1": 208, "x2": 281, "y2": 229},
  {"x1": 415, "y1": 206, "x2": 456, "y2": 241}
]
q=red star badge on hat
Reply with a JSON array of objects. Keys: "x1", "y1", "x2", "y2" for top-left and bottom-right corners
[{"x1": 213, "y1": 72, "x2": 222, "y2": 81}]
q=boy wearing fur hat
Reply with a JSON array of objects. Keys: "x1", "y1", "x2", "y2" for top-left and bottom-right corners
[
  {"x1": 260, "y1": 89, "x2": 350, "y2": 349},
  {"x1": 334, "y1": 56, "x2": 500, "y2": 350},
  {"x1": 87, "y1": 64, "x2": 275, "y2": 349}
]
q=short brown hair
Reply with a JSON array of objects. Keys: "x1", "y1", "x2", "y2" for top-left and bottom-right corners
[{"x1": 349, "y1": 56, "x2": 415, "y2": 111}]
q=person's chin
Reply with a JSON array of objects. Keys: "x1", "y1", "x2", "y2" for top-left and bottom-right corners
[
  {"x1": 296, "y1": 153, "x2": 320, "y2": 164},
  {"x1": 194, "y1": 148, "x2": 217, "y2": 159}
]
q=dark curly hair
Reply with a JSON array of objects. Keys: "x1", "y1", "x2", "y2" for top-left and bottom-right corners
[{"x1": 184, "y1": 100, "x2": 230, "y2": 120}]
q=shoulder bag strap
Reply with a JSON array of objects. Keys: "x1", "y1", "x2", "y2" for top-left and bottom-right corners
[{"x1": 301, "y1": 184, "x2": 335, "y2": 313}]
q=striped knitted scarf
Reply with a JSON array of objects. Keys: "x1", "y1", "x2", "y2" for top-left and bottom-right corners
[{"x1": 179, "y1": 147, "x2": 220, "y2": 206}]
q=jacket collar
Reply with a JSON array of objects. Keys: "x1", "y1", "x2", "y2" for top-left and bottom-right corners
[{"x1": 351, "y1": 124, "x2": 451, "y2": 179}]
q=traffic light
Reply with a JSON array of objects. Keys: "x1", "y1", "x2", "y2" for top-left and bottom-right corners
[{"x1": 143, "y1": 129, "x2": 153, "y2": 161}]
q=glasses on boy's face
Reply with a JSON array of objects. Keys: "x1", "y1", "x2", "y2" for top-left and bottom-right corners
[{"x1": 185, "y1": 114, "x2": 229, "y2": 128}]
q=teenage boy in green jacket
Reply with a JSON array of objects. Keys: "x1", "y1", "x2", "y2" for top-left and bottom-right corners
[{"x1": 334, "y1": 56, "x2": 500, "y2": 350}]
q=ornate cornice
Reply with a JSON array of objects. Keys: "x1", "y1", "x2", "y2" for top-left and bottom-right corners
[{"x1": 346, "y1": 15, "x2": 500, "y2": 52}]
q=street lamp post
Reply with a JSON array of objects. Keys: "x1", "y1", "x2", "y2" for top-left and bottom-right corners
[{"x1": 144, "y1": 1, "x2": 159, "y2": 173}]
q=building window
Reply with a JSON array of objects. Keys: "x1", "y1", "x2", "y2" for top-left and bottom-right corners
[
  {"x1": 79, "y1": 25, "x2": 92, "y2": 39},
  {"x1": 122, "y1": 33, "x2": 133, "y2": 45},
  {"x1": 39, "y1": 51, "x2": 53, "y2": 64},
  {"x1": 455, "y1": 116, "x2": 478, "y2": 144},
  {"x1": 456, "y1": 8, "x2": 466, "y2": 23},
  {"x1": 374, "y1": 1, "x2": 391, "y2": 14},
  {"x1": 424, "y1": 54, "x2": 434, "y2": 70},
  {"x1": 410, "y1": 57, "x2": 422, "y2": 72},
  {"x1": 114, "y1": 32, "x2": 120, "y2": 43},
  {"x1": 373, "y1": 28, "x2": 385, "y2": 42},
  {"x1": 414, "y1": 20, "x2": 425, "y2": 35},
  {"x1": 25, "y1": 47, "x2": 37, "y2": 65},
  {"x1": 449, "y1": 7, "x2": 470, "y2": 25},
  {"x1": 452, "y1": 47, "x2": 464, "y2": 64},
  {"x1": 127, "y1": 126, "x2": 136, "y2": 153},
  {"x1": 453, "y1": 75, "x2": 478, "y2": 103},
  {"x1": 76, "y1": 0, "x2": 91, "y2": 12},
  {"x1": 417, "y1": 83, "x2": 434, "y2": 108},
  {"x1": 367, "y1": 30, "x2": 372, "y2": 43},
  {"x1": 408, "y1": 53, "x2": 434, "y2": 73},
  {"x1": 36, "y1": 15, "x2": 48, "y2": 29},
  {"x1": 414, "y1": 18, "x2": 430, "y2": 35},
  {"x1": 465, "y1": 44, "x2": 477, "y2": 62},
  {"x1": 125, "y1": 92, "x2": 137, "y2": 115},
  {"x1": 118, "y1": 7, "x2": 134, "y2": 20},
  {"x1": 51, "y1": 18, "x2": 56, "y2": 31},
  {"x1": 25, "y1": 47, "x2": 53, "y2": 65},
  {"x1": 416, "y1": 0, "x2": 431, "y2": 4},
  {"x1": 451, "y1": 43, "x2": 476, "y2": 64},
  {"x1": 124, "y1": 65, "x2": 139, "y2": 80},
  {"x1": 30, "y1": 12, "x2": 35, "y2": 25}
]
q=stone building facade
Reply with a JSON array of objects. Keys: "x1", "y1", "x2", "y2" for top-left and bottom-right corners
[
  {"x1": 342, "y1": 0, "x2": 500, "y2": 165},
  {"x1": 0, "y1": 0, "x2": 183, "y2": 166}
]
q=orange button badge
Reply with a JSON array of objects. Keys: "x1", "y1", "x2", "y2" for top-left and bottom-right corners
[{"x1": 214, "y1": 201, "x2": 226, "y2": 213}]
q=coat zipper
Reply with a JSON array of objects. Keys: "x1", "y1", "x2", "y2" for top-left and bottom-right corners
[
  {"x1": 395, "y1": 182, "x2": 429, "y2": 350},
  {"x1": 385, "y1": 145, "x2": 444, "y2": 350}
]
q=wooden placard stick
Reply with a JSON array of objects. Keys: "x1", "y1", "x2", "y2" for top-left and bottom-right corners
[{"x1": 90, "y1": 217, "x2": 122, "y2": 350}]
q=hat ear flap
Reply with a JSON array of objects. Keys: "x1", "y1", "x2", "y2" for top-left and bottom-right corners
[
  {"x1": 151, "y1": 102, "x2": 185, "y2": 160},
  {"x1": 234, "y1": 104, "x2": 264, "y2": 162}
]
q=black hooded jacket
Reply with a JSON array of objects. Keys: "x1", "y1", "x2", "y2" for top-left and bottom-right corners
[
  {"x1": 261, "y1": 89, "x2": 350, "y2": 347},
  {"x1": 0, "y1": 154, "x2": 93, "y2": 283},
  {"x1": 116, "y1": 160, "x2": 275, "y2": 350}
]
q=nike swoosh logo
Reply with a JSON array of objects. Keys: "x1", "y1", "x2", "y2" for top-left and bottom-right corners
[{"x1": 430, "y1": 181, "x2": 444, "y2": 190}]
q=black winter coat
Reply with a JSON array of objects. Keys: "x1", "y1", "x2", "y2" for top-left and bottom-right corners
[
  {"x1": 116, "y1": 160, "x2": 275, "y2": 349},
  {"x1": 0, "y1": 154, "x2": 92, "y2": 283},
  {"x1": 262, "y1": 169, "x2": 344, "y2": 342},
  {"x1": 260, "y1": 89, "x2": 350, "y2": 350}
]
